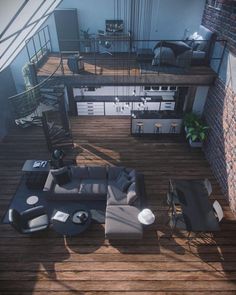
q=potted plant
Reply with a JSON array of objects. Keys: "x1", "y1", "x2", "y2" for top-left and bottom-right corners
[
  {"x1": 80, "y1": 28, "x2": 92, "y2": 52},
  {"x1": 183, "y1": 112, "x2": 200, "y2": 133},
  {"x1": 186, "y1": 121, "x2": 209, "y2": 148}
]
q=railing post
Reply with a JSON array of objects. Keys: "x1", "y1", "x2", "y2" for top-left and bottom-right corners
[{"x1": 60, "y1": 53, "x2": 64, "y2": 75}]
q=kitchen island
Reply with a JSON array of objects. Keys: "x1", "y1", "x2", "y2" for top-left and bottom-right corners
[{"x1": 131, "y1": 110, "x2": 183, "y2": 134}]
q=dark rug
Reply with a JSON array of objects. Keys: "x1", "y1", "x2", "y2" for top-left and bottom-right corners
[
  {"x1": 2, "y1": 174, "x2": 147, "y2": 225},
  {"x1": 2, "y1": 176, "x2": 106, "y2": 224},
  {"x1": 139, "y1": 63, "x2": 189, "y2": 75}
]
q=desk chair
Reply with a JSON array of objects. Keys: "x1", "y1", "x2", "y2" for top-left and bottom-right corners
[{"x1": 98, "y1": 30, "x2": 112, "y2": 55}]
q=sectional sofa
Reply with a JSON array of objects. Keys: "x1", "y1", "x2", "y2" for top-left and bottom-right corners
[{"x1": 43, "y1": 165, "x2": 144, "y2": 239}]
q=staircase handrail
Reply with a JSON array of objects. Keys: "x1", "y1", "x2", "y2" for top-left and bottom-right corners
[{"x1": 9, "y1": 55, "x2": 63, "y2": 100}]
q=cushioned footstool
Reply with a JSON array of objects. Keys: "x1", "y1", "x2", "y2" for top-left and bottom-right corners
[{"x1": 105, "y1": 205, "x2": 143, "y2": 239}]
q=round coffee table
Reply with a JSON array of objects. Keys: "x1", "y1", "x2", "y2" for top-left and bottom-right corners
[{"x1": 51, "y1": 204, "x2": 91, "y2": 236}]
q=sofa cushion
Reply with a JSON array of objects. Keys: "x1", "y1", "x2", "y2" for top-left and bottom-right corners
[
  {"x1": 51, "y1": 167, "x2": 71, "y2": 186},
  {"x1": 127, "y1": 182, "x2": 138, "y2": 204},
  {"x1": 88, "y1": 166, "x2": 107, "y2": 179},
  {"x1": 54, "y1": 179, "x2": 80, "y2": 194},
  {"x1": 107, "y1": 184, "x2": 127, "y2": 205},
  {"x1": 79, "y1": 179, "x2": 107, "y2": 195},
  {"x1": 70, "y1": 166, "x2": 89, "y2": 179},
  {"x1": 115, "y1": 172, "x2": 131, "y2": 192},
  {"x1": 105, "y1": 205, "x2": 143, "y2": 239},
  {"x1": 107, "y1": 167, "x2": 124, "y2": 181}
]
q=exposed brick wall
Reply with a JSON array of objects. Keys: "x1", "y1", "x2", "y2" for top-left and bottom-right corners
[
  {"x1": 203, "y1": 78, "x2": 236, "y2": 212},
  {"x1": 202, "y1": 0, "x2": 236, "y2": 213},
  {"x1": 202, "y1": 0, "x2": 236, "y2": 54}
]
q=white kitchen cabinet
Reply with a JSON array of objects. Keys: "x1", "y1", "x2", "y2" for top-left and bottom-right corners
[
  {"x1": 77, "y1": 102, "x2": 104, "y2": 115},
  {"x1": 160, "y1": 101, "x2": 175, "y2": 111}
]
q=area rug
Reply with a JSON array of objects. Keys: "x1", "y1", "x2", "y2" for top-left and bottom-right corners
[
  {"x1": 2, "y1": 177, "x2": 106, "y2": 224},
  {"x1": 2, "y1": 174, "x2": 147, "y2": 225}
]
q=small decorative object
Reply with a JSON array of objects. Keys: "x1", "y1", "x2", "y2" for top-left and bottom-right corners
[
  {"x1": 26, "y1": 195, "x2": 39, "y2": 205},
  {"x1": 72, "y1": 211, "x2": 89, "y2": 224},
  {"x1": 51, "y1": 149, "x2": 65, "y2": 168},
  {"x1": 138, "y1": 209, "x2": 155, "y2": 225},
  {"x1": 52, "y1": 211, "x2": 69, "y2": 223}
]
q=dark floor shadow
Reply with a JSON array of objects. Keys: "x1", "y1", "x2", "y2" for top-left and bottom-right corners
[
  {"x1": 80, "y1": 143, "x2": 120, "y2": 166},
  {"x1": 65, "y1": 223, "x2": 105, "y2": 254}
]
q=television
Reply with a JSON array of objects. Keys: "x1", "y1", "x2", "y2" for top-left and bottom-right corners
[{"x1": 106, "y1": 20, "x2": 124, "y2": 33}]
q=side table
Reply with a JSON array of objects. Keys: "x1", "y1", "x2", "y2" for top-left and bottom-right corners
[{"x1": 22, "y1": 160, "x2": 50, "y2": 190}]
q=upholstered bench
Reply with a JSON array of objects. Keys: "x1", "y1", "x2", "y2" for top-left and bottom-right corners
[{"x1": 105, "y1": 205, "x2": 143, "y2": 239}]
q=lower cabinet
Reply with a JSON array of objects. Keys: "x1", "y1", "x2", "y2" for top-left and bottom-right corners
[{"x1": 77, "y1": 102, "x2": 104, "y2": 115}]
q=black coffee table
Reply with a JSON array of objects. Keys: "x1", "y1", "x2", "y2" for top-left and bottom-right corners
[{"x1": 51, "y1": 204, "x2": 91, "y2": 236}]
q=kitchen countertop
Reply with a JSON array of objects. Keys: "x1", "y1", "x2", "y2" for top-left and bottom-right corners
[
  {"x1": 131, "y1": 110, "x2": 183, "y2": 119},
  {"x1": 75, "y1": 95, "x2": 173, "y2": 102}
]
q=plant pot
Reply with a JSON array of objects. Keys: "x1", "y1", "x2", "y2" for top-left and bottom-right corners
[{"x1": 189, "y1": 138, "x2": 203, "y2": 148}]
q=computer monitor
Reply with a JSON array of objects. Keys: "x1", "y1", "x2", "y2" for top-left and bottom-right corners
[{"x1": 105, "y1": 20, "x2": 123, "y2": 33}]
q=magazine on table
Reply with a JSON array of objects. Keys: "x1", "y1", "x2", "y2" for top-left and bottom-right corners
[
  {"x1": 52, "y1": 211, "x2": 69, "y2": 222},
  {"x1": 33, "y1": 160, "x2": 47, "y2": 168}
]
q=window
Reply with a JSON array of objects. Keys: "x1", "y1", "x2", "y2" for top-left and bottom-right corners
[{"x1": 207, "y1": 0, "x2": 222, "y2": 10}]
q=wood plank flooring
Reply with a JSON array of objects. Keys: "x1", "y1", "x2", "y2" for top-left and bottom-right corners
[
  {"x1": 0, "y1": 116, "x2": 236, "y2": 294},
  {"x1": 36, "y1": 53, "x2": 216, "y2": 86}
]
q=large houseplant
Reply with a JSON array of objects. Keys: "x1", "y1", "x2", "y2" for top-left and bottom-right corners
[
  {"x1": 186, "y1": 120, "x2": 209, "y2": 148},
  {"x1": 183, "y1": 112, "x2": 200, "y2": 130}
]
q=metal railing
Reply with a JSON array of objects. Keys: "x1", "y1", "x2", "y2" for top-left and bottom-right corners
[
  {"x1": 56, "y1": 37, "x2": 227, "y2": 76},
  {"x1": 9, "y1": 57, "x2": 63, "y2": 120}
]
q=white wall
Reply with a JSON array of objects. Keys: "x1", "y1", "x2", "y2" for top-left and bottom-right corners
[
  {"x1": 9, "y1": 0, "x2": 206, "y2": 91},
  {"x1": 55, "y1": 0, "x2": 205, "y2": 40}
]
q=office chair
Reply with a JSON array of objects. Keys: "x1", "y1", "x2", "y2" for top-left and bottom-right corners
[{"x1": 98, "y1": 30, "x2": 112, "y2": 55}]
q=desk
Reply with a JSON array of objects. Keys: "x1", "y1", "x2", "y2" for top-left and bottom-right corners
[
  {"x1": 96, "y1": 33, "x2": 131, "y2": 53},
  {"x1": 171, "y1": 179, "x2": 220, "y2": 232}
]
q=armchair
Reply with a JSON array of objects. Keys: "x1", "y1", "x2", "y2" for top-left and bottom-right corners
[{"x1": 8, "y1": 205, "x2": 49, "y2": 234}]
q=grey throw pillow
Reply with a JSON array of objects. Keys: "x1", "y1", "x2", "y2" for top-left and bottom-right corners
[
  {"x1": 127, "y1": 182, "x2": 138, "y2": 204},
  {"x1": 115, "y1": 172, "x2": 131, "y2": 192}
]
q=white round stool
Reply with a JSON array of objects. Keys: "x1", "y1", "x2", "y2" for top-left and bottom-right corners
[{"x1": 138, "y1": 208, "x2": 155, "y2": 225}]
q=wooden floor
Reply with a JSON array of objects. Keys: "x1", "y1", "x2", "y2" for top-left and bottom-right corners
[
  {"x1": 1, "y1": 116, "x2": 236, "y2": 294},
  {"x1": 36, "y1": 53, "x2": 216, "y2": 85}
]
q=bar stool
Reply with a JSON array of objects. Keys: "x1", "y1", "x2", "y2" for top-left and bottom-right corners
[
  {"x1": 154, "y1": 123, "x2": 162, "y2": 134},
  {"x1": 169, "y1": 122, "x2": 178, "y2": 134},
  {"x1": 135, "y1": 122, "x2": 144, "y2": 134}
]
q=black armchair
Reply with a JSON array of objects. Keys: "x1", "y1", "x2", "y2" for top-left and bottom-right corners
[{"x1": 8, "y1": 206, "x2": 49, "y2": 234}]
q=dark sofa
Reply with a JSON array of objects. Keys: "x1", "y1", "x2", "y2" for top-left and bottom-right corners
[{"x1": 43, "y1": 165, "x2": 144, "y2": 239}]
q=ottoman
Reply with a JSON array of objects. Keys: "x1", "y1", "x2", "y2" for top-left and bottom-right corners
[{"x1": 105, "y1": 205, "x2": 143, "y2": 239}]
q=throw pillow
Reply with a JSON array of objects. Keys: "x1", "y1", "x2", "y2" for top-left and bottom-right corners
[
  {"x1": 115, "y1": 172, "x2": 131, "y2": 192},
  {"x1": 128, "y1": 169, "x2": 136, "y2": 182},
  {"x1": 51, "y1": 167, "x2": 71, "y2": 186},
  {"x1": 127, "y1": 182, "x2": 138, "y2": 204}
]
